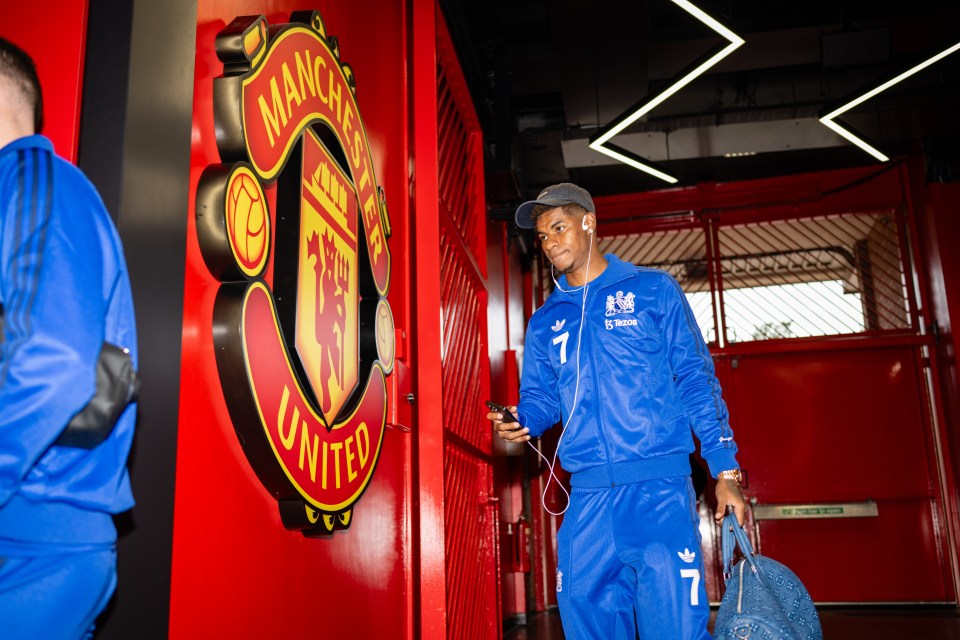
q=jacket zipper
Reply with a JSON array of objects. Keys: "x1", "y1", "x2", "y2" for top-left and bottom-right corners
[
  {"x1": 557, "y1": 260, "x2": 634, "y2": 482},
  {"x1": 584, "y1": 285, "x2": 614, "y2": 484}
]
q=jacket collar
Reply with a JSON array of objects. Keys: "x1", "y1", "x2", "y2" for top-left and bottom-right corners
[
  {"x1": 0, "y1": 135, "x2": 54, "y2": 159},
  {"x1": 548, "y1": 253, "x2": 636, "y2": 304}
]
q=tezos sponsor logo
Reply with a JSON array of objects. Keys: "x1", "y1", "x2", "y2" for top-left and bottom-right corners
[{"x1": 605, "y1": 317, "x2": 639, "y2": 330}]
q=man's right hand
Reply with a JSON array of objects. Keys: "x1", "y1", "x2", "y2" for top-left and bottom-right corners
[{"x1": 487, "y1": 406, "x2": 531, "y2": 443}]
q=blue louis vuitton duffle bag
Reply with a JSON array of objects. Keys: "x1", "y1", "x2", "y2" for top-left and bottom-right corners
[{"x1": 714, "y1": 513, "x2": 823, "y2": 640}]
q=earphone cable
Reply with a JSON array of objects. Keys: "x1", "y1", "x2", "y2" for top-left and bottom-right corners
[{"x1": 529, "y1": 233, "x2": 594, "y2": 516}]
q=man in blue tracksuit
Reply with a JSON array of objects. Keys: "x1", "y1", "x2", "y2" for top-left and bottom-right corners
[
  {"x1": 0, "y1": 39, "x2": 138, "y2": 638},
  {"x1": 488, "y1": 183, "x2": 746, "y2": 639}
]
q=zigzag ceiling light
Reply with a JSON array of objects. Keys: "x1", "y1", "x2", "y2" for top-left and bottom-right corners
[
  {"x1": 589, "y1": 0, "x2": 745, "y2": 184},
  {"x1": 819, "y1": 39, "x2": 960, "y2": 162}
]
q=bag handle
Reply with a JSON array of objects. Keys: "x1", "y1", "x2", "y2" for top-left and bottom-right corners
[{"x1": 721, "y1": 512, "x2": 759, "y2": 578}]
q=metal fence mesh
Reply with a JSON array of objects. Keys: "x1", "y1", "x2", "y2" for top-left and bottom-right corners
[
  {"x1": 717, "y1": 212, "x2": 908, "y2": 343},
  {"x1": 588, "y1": 210, "x2": 910, "y2": 345}
]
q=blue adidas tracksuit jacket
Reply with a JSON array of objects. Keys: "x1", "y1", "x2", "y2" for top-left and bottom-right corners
[
  {"x1": 517, "y1": 254, "x2": 739, "y2": 639},
  {"x1": 517, "y1": 253, "x2": 738, "y2": 479},
  {"x1": 0, "y1": 136, "x2": 138, "y2": 636}
]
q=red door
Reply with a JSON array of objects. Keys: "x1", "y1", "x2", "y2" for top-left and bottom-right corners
[
  {"x1": 711, "y1": 203, "x2": 953, "y2": 603},
  {"x1": 720, "y1": 342, "x2": 951, "y2": 602}
]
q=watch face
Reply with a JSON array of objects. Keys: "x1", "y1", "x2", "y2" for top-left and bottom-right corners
[{"x1": 720, "y1": 470, "x2": 741, "y2": 482}]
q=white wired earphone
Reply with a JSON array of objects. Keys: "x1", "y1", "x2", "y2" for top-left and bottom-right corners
[{"x1": 526, "y1": 215, "x2": 593, "y2": 516}]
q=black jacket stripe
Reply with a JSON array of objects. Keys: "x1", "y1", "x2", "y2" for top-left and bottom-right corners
[
  {"x1": 6, "y1": 149, "x2": 31, "y2": 337},
  {"x1": 22, "y1": 150, "x2": 53, "y2": 337}
]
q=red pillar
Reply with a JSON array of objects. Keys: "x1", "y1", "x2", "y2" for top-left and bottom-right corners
[{"x1": 412, "y1": 0, "x2": 447, "y2": 636}]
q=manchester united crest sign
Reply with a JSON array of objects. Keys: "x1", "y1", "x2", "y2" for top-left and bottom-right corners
[{"x1": 195, "y1": 10, "x2": 394, "y2": 536}]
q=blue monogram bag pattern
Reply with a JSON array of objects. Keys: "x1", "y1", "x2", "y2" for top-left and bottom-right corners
[{"x1": 714, "y1": 514, "x2": 823, "y2": 640}]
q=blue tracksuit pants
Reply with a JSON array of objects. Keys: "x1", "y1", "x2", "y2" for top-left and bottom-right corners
[
  {"x1": 556, "y1": 475, "x2": 711, "y2": 640},
  {"x1": 0, "y1": 547, "x2": 116, "y2": 639}
]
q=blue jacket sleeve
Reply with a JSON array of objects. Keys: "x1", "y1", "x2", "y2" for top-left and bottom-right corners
[
  {"x1": 516, "y1": 318, "x2": 561, "y2": 437},
  {"x1": 660, "y1": 274, "x2": 739, "y2": 477},
  {"x1": 0, "y1": 149, "x2": 103, "y2": 508}
]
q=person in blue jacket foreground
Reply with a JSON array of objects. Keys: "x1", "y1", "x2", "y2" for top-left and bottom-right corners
[
  {"x1": 0, "y1": 39, "x2": 138, "y2": 639},
  {"x1": 488, "y1": 182, "x2": 746, "y2": 639}
]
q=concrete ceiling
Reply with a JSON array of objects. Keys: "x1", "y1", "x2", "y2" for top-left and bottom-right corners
[{"x1": 438, "y1": 0, "x2": 960, "y2": 217}]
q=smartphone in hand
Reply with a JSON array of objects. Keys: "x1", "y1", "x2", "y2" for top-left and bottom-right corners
[{"x1": 485, "y1": 400, "x2": 518, "y2": 423}]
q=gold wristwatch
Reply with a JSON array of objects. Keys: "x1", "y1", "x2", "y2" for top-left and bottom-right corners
[{"x1": 717, "y1": 469, "x2": 742, "y2": 484}]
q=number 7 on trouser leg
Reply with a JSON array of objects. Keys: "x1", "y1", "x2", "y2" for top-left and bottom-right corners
[{"x1": 556, "y1": 476, "x2": 710, "y2": 640}]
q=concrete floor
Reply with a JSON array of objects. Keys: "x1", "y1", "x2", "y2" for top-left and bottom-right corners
[{"x1": 505, "y1": 606, "x2": 960, "y2": 639}]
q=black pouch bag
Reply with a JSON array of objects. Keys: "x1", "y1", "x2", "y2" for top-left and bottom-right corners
[{"x1": 55, "y1": 342, "x2": 140, "y2": 448}]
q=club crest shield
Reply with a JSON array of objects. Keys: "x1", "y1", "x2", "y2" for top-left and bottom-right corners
[
  {"x1": 195, "y1": 10, "x2": 394, "y2": 536},
  {"x1": 297, "y1": 130, "x2": 360, "y2": 425}
]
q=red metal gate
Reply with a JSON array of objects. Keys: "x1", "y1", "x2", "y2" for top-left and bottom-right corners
[
  {"x1": 437, "y1": 18, "x2": 501, "y2": 636},
  {"x1": 562, "y1": 164, "x2": 959, "y2": 604},
  {"x1": 414, "y1": 6, "x2": 501, "y2": 637}
]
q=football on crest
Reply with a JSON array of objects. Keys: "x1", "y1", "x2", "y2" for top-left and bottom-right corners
[{"x1": 226, "y1": 169, "x2": 269, "y2": 274}]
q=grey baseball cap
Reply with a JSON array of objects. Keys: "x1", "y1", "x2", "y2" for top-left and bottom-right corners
[{"x1": 514, "y1": 182, "x2": 595, "y2": 229}]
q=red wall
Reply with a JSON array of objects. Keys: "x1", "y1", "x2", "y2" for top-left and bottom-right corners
[
  {"x1": 910, "y1": 158, "x2": 960, "y2": 596},
  {"x1": 926, "y1": 182, "x2": 960, "y2": 476},
  {"x1": 4, "y1": 1, "x2": 88, "y2": 162},
  {"x1": 169, "y1": 1, "x2": 413, "y2": 636}
]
